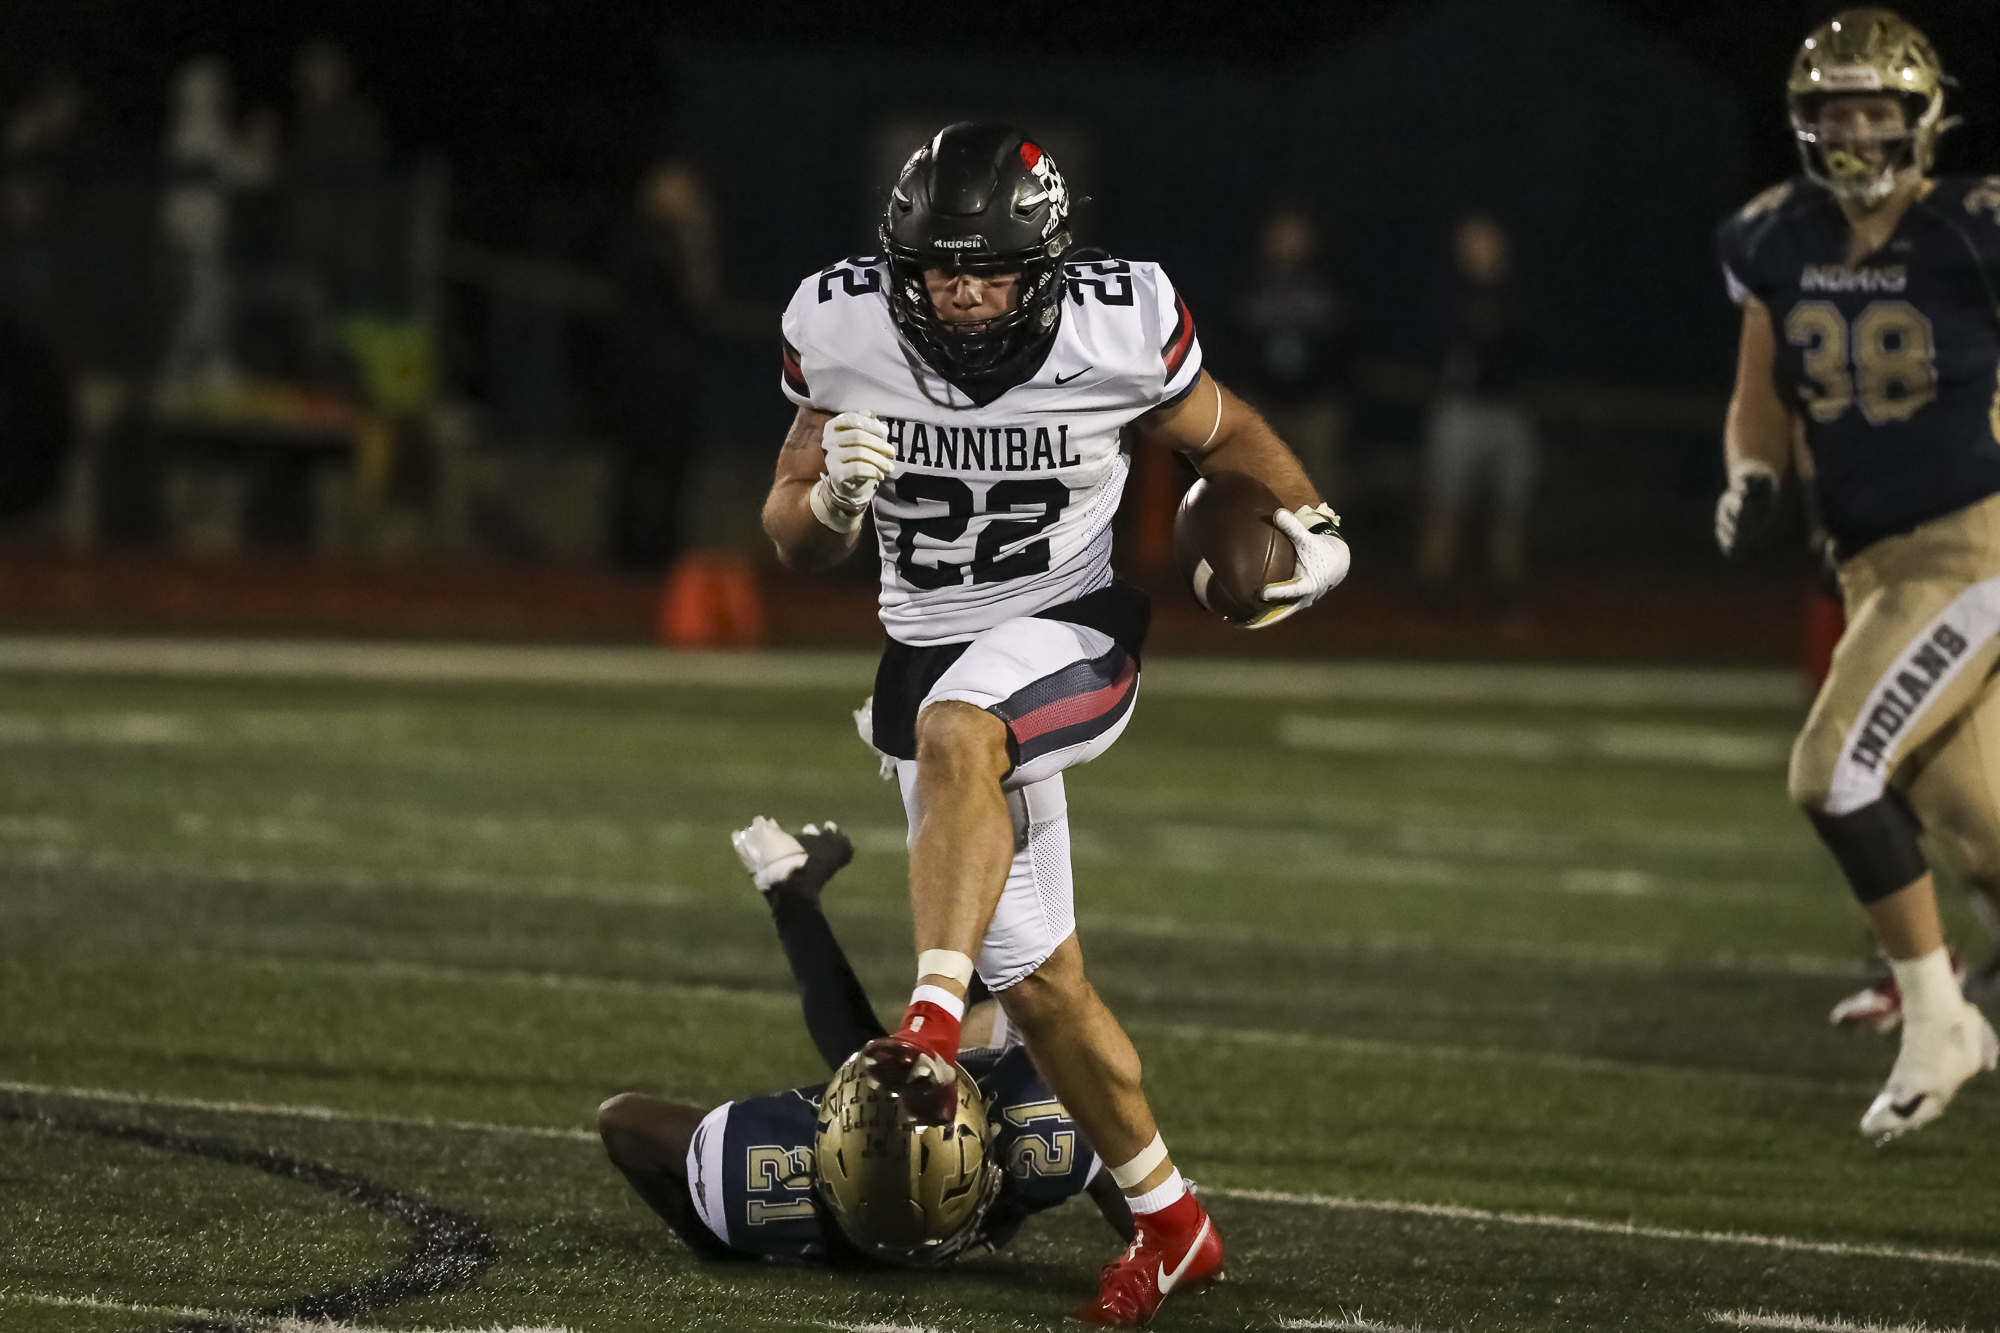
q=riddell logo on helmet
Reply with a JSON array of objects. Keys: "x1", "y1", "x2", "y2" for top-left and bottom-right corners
[
  {"x1": 1819, "y1": 64, "x2": 1884, "y2": 91},
  {"x1": 935, "y1": 237, "x2": 987, "y2": 250}
]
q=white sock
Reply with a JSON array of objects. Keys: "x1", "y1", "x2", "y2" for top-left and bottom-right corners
[
  {"x1": 1891, "y1": 946, "x2": 1961, "y2": 1022},
  {"x1": 909, "y1": 984, "x2": 965, "y2": 1020},
  {"x1": 1124, "y1": 1168, "x2": 1187, "y2": 1216}
]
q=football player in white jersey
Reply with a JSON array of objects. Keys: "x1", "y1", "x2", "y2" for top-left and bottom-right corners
[{"x1": 760, "y1": 123, "x2": 1349, "y2": 1326}]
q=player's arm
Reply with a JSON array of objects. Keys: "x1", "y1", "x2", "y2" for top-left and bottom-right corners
[
  {"x1": 597, "y1": 1092, "x2": 742, "y2": 1260},
  {"x1": 761, "y1": 406, "x2": 852, "y2": 570},
  {"x1": 1138, "y1": 371, "x2": 1318, "y2": 510},
  {"x1": 763, "y1": 406, "x2": 899, "y2": 571},
  {"x1": 1138, "y1": 371, "x2": 1351, "y2": 617},
  {"x1": 1085, "y1": 1168, "x2": 1137, "y2": 1243},
  {"x1": 733, "y1": 819, "x2": 889, "y2": 1066},
  {"x1": 1716, "y1": 297, "x2": 1795, "y2": 558}
]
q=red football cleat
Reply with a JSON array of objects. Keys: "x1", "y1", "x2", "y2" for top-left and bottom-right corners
[
  {"x1": 860, "y1": 999, "x2": 962, "y2": 1126},
  {"x1": 1073, "y1": 1190, "x2": 1225, "y2": 1327}
]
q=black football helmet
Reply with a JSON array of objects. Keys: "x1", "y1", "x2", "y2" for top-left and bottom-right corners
[{"x1": 881, "y1": 123, "x2": 1073, "y2": 405}]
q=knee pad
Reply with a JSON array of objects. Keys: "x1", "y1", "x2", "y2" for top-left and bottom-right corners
[{"x1": 1805, "y1": 789, "x2": 1929, "y2": 904}]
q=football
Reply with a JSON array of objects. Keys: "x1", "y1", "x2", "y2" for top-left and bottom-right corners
[{"x1": 1172, "y1": 471, "x2": 1294, "y2": 624}]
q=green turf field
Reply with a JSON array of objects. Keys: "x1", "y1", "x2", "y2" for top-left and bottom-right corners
[{"x1": 1, "y1": 643, "x2": 1995, "y2": 1333}]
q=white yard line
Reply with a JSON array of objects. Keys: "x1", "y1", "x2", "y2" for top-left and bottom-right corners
[
  {"x1": 261, "y1": 957, "x2": 800, "y2": 1012},
  {"x1": 8, "y1": 1081, "x2": 1989, "y2": 1285},
  {"x1": 0, "y1": 838, "x2": 1867, "y2": 980},
  {"x1": 0, "y1": 1299, "x2": 579, "y2": 1333},
  {"x1": 1134, "y1": 1021, "x2": 1874, "y2": 1095},
  {"x1": 0, "y1": 1079, "x2": 598, "y2": 1142},
  {"x1": 1278, "y1": 1319, "x2": 1437, "y2": 1333},
  {"x1": 1216, "y1": 1188, "x2": 2000, "y2": 1273},
  {"x1": 0, "y1": 1291, "x2": 234, "y2": 1320},
  {"x1": 0, "y1": 635, "x2": 1800, "y2": 708},
  {"x1": 1712, "y1": 1310, "x2": 1972, "y2": 1333},
  {"x1": 1280, "y1": 715, "x2": 1793, "y2": 770}
]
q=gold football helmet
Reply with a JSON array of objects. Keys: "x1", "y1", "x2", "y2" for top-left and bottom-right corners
[
  {"x1": 814, "y1": 1049, "x2": 1003, "y2": 1265},
  {"x1": 1787, "y1": 9, "x2": 1956, "y2": 206}
]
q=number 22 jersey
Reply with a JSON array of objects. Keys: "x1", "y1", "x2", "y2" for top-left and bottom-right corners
[
  {"x1": 1717, "y1": 174, "x2": 2000, "y2": 557},
  {"x1": 781, "y1": 256, "x2": 1204, "y2": 646}
]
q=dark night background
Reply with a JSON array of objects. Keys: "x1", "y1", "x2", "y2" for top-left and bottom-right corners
[{"x1": 8, "y1": 0, "x2": 2000, "y2": 590}]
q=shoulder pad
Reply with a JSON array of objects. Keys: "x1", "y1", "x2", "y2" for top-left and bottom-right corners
[
  {"x1": 1737, "y1": 181, "x2": 1794, "y2": 221},
  {"x1": 1959, "y1": 175, "x2": 2000, "y2": 227}
]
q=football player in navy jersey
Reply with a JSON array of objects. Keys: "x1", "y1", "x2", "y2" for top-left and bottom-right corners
[
  {"x1": 758, "y1": 123, "x2": 1352, "y2": 1322},
  {"x1": 1715, "y1": 8, "x2": 2000, "y2": 1140},
  {"x1": 597, "y1": 818, "x2": 1132, "y2": 1267}
]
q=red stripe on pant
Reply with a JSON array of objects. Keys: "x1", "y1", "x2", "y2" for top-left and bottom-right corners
[{"x1": 1008, "y1": 656, "x2": 1137, "y2": 745}]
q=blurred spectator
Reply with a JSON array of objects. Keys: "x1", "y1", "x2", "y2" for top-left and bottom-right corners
[
  {"x1": 1234, "y1": 205, "x2": 1349, "y2": 500},
  {"x1": 158, "y1": 56, "x2": 238, "y2": 394},
  {"x1": 1417, "y1": 213, "x2": 1538, "y2": 604},
  {"x1": 2, "y1": 71, "x2": 93, "y2": 355},
  {"x1": 606, "y1": 157, "x2": 720, "y2": 572},
  {"x1": 0, "y1": 314, "x2": 71, "y2": 522},
  {"x1": 233, "y1": 104, "x2": 336, "y2": 383},
  {"x1": 290, "y1": 39, "x2": 388, "y2": 313}
]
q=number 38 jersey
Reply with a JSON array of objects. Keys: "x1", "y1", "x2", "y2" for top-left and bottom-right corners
[
  {"x1": 1717, "y1": 175, "x2": 2000, "y2": 557},
  {"x1": 781, "y1": 256, "x2": 1204, "y2": 645}
]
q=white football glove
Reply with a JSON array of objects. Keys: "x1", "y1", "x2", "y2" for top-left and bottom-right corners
[
  {"x1": 1715, "y1": 459, "x2": 1781, "y2": 559},
  {"x1": 809, "y1": 412, "x2": 895, "y2": 534},
  {"x1": 853, "y1": 695, "x2": 897, "y2": 781},
  {"x1": 1254, "y1": 503, "x2": 1350, "y2": 629},
  {"x1": 730, "y1": 815, "x2": 808, "y2": 892}
]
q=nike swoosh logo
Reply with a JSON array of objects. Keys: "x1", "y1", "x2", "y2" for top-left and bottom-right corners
[
  {"x1": 1890, "y1": 1093, "x2": 1929, "y2": 1118},
  {"x1": 1155, "y1": 1216, "x2": 1212, "y2": 1296},
  {"x1": 1054, "y1": 368, "x2": 1090, "y2": 385}
]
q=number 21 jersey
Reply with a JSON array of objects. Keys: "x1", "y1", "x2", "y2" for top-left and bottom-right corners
[
  {"x1": 781, "y1": 256, "x2": 1204, "y2": 646},
  {"x1": 1717, "y1": 175, "x2": 2000, "y2": 557}
]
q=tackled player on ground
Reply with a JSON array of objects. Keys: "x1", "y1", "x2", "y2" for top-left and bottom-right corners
[{"x1": 598, "y1": 818, "x2": 1132, "y2": 1267}]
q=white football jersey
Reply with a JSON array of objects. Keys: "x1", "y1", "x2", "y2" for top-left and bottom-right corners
[{"x1": 780, "y1": 256, "x2": 1204, "y2": 646}]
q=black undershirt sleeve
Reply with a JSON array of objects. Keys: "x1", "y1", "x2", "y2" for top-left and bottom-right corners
[{"x1": 766, "y1": 882, "x2": 891, "y2": 1068}]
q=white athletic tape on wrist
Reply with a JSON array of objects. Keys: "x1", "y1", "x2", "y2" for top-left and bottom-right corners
[
  {"x1": 910, "y1": 984, "x2": 965, "y2": 1020},
  {"x1": 1727, "y1": 458, "x2": 1779, "y2": 488},
  {"x1": 1109, "y1": 1132, "x2": 1170, "y2": 1189},
  {"x1": 808, "y1": 477, "x2": 866, "y2": 534},
  {"x1": 1124, "y1": 1168, "x2": 1187, "y2": 1215},
  {"x1": 916, "y1": 949, "x2": 976, "y2": 987}
]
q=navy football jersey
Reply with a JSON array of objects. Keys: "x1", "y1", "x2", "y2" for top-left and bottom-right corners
[
  {"x1": 1717, "y1": 175, "x2": 2000, "y2": 556},
  {"x1": 686, "y1": 1046, "x2": 1097, "y2": 1263}
]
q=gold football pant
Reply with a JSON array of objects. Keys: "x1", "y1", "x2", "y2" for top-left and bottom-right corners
[{"x1": 1791, "y1": 491, "x2": 2000, "y2": 901}]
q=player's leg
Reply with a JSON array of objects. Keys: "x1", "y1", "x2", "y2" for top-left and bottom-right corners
[
  {"x1": 731, "y1": 816, "x2": 893, "y2": 1067},
  {"x1": 958, "y1": 777, "x2": 1220, "y2": 1326},
  {"x1": 863, "y1": 616, "x2": 1139, "y2": 1121},
  {"x1": 1486, "y1": 406, "x2": 1537, "y2": 593},
  {"x1": 1902, "y1": 669, "x2": 2000, "y2": 1005},
  {"x1": 596, "y1": 1094, "x2": 739, "y2": 1260},
  {"x1": 1790, "y1": 564, "x2": 2000, "y2": 1136},
  {"x1": 1417, "y1": 399, "x2": 1473, "y2": 586}
]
